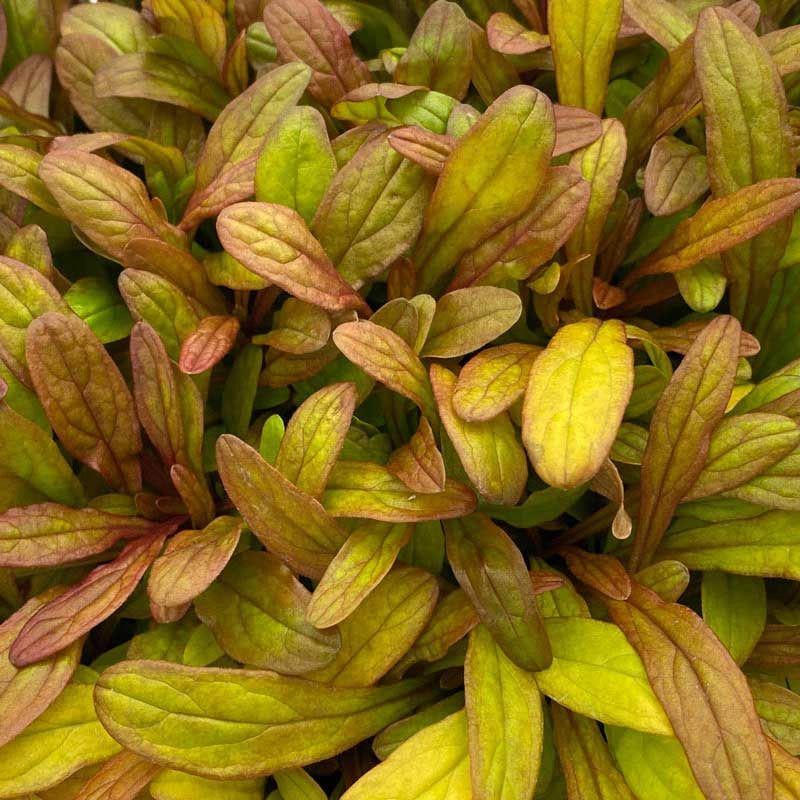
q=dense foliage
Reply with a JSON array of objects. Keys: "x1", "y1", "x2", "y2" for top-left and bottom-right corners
[{"x1": 3, "y1": 0, "x2": 800, "y2": 797}]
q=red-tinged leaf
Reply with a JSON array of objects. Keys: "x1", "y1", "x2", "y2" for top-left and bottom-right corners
[
  {"x1": 306, "y1": 521, "x2": 413, "y2": 628},
  {"x1": 147, "y1": 516, "x2": 242, "y2": 613},
  {"x1": 10, "y1": 533, "x2": 167, "y2": 667},
  {"x1": 324, "y1": 460, "x2": 477, "y2": 523},
  {"x1": 607, "y1": 582, "x2": 773, "y2": 800},
  {"x1": 626, "y1": 180, "x2": 800, "y2": 286},
  {"x1": 3, "y1": 54, "x2": 52, "y2": 117},
  {"x1": 263, "y1": 0, "x2": 370, "y2": 106},
  {"x1": 179, "y1": 315, "x2": 239, "y2": 375},
  {"x1": 624, "y1": 0, "x2": 693, "y2": 49},
  {"x1": 0, "y1": 588, "x2": 81, "y2": 748},
  {"x1": 170, "y1": 463, "x2": 214, "y2": 530},
  {"x1": 560, "y1": 547, "x2": 631, "y2": 600},
  {"x1": 26, "y1": 312, "x2": 142, "y2": 494},
  {"x1": 333, "y1": 320, "x2": 437, "y2": 422},
  {"x1": 770, "y1": 738, "x2": 800, "y2": 800},
  {"x1": 73, "y1": 749, "x2": 161, "y2": 800},
  {"x1": 394, "y1": 0, "x2": 473, "y2": 100},
  {"x1": 551, "y1": 703, "x2": 637, "y2": 800},
  {"x1": 432, "y1": 364, "x2": 528, "y2": 506},
  {"x1": 630, "y1": 315, "x2": 741, "y2": 571},
  {"x1": 254, "y1": 298, "x2": 331, "y2": 355},
  {"x1": 644, "y1": 136, "x2": 709, "y2": 217},
  {"x1": 450, "y1": 166, "x2": 590, "y2": 289},
  {"x1": 387, "y1": 127, "x2": 455, "y2": 174},
  {"x1": 216, "y1": 434, "x2": 349, "y2": 579},
  {"x1": 180, "y1": 62, "x2": 311, "y2": 230},
  {"x1": 217, "y1": 202, "x2": 368, "y2": 314},
  {"x1": 444, "y1": 513, "x2": 552, "y2": 672},
  {"x1": 553, "y1": 104, "x2": 603, "y2": 157},
  {"x1": 647, "y1": 319, "x2": 760, "y2": 357},
  {"x1": 469, "y1": 20, "x2": 519, "y2": 106},
  {"x1": 746, "y1": 626, "x2": 800, "y2": 678},
  {"x1": 415, "y1": 85, "x2": 555, "y2": 292},
  {"x1": 0, "y1": 503, "x2": 159, "y2": 568},
  {"x1": 275, "y1": 382, "x2": 358, "y2": 499},
  {"x1": 487, "y1": 12, "x2": 549, "y2": 55},
  {"x1": 0, "y1": 144, "x2": 61, "y2": 217},
  {"x1": 387, "y1": 417, "x2": 446, "y2": 494},
  {"x1": 38, "y1": 150, "x2": 182, "y2": 265},
  {"x1": 453, "y1": 343, "x2": 540, "y2": 422}
]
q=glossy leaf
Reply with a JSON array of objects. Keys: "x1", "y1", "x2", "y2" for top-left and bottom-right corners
[{"x1": 179, "y1": 316, "x2": 240, "y2": 375}]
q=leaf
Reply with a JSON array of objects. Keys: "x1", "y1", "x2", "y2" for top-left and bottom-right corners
[
  {"x1": 387, "y1": 126, "x2": 454, "y2": 174},
  {"x1": 263, "y1": 0, "x2": 370, "y2": 106},
  {"x1": 415, "y1": 85, "x2": 555, "y2": 292},
  {"x1": 0, "y1": 144, "x2": 60, "y2": 216},
  {"x1": 522, "y1": 318, "x2": 634, "y2": 490},
  {"x1": 394, "y1": 1, "x2": 472, "y2": 100},
  {"x1": 180, "y1": 62, "x2": 311, "y2": 229},
  {"x1": 194, "y1": 551, "x2": 341, "y2": 674},
  {"x1": 551, "y1": 704, "x2": 636, "y2": 800},
  {"x1": 38, "y1": 150, "x2": 181, "y2": 264},
  {"x1": 750, "y1": 679, "x2": 800, "y2": 755},
  {"x1": 465, "y1": 624, "x2": 543, "y2": 800},
  {"x1": 73, "y1": 748, "x2": 161, "y2": 800},
  {"x1": 644, "y1": 136, "x2": 709, "y2": 217},
  {"x1": 747, "y1": 625, "x2": 800, "y2": 678},
  {"x1": 217, "y1": 202, "x2": 368, "y2": 314},
  {"x1": 607, "y1": 581, "x2": 773, "y2": 800},
  {"x1": 274, "y1": 768, "x2": 326, "y2": 800},
  {"x1": 275, "y1": 382, "x2": 357, "y2": 498},
  {"x1": 151, "y1": 0, "x2": 226, "y2": 70},
  {"x1": 179, "y1": 315, "x2": 240, "y2": 375},
  {"x1": 608, "y1": 727, "x2": 704, "y2": 800},
  {"x1": 432, "y1": 364, "x2": 528, "y2": 506},
  {"x1": 255, "y1": 298, "x2": 331, "y2": 355},
  {"x1": 553, "y1": 104, "x2": 603, "y2": 157},
  {"x1": 635, "y1": 559, "x2": 690, "y2": 604},
  {"x1": 624, "y1": 179, "x2": 800, "y2": 284},
  {"x1": 147, "y1": 516, "x2": 242, "y2": 612},
  {"x1": 312, "y1": 132, "x2": 433, "y2": 289},
  {"x1": 486, "y1": 13, "x2": 550, "y2": 56},
  {"x1": 560, "y1": 547, "x2": 631, "y2": 601},
  {"x1": 221, "y1": 343, "x2": 262, "y2": 439},
  {"x1": 0, "y1": 667, "x2": 120, "y2": 797},
  {"x1": 26, "y1": 311, "x2": 142, "y2": 494},
  {"x1": 444, "y1": 513, "x2": 552, "y2": 671},
  {"x1": 217, "y1": 435, "x2": 349, "y2": 579},
  {"x1": 306, "y1": 565, "x2": 438, "y2": 687},
  {"x1": 452, "y1": 344, "x2": 540, "y2": 422},
  {"x1": 94, "y1": 659, "x2": 432, "y2": 778},
  {"x1": 0, "y1": 504, "x2": 157, "y2": 568},
  {"x1": 684, "y1": 413, "x2": 800, "y2": 500},
  {"x1": 548, "y1": 0, "x2": 623, "y2": 114},
  {"x1": 306, "y1": 521, "x2": 412, "y2": 628},
  {"x1": 333, "y1": 320, "x2": 437, "y2": 421},
  {"x1": 10, "y1": 533, "x2": 167, "y2": 667},
  {"x1": 695, "y1": 6, "x2": 795, "y2": 324},
  {"x1": 64, "y1": 277, "x2": 133, "y2": 344},
  {"x1": 624, "y1": 0, "x2": 693, "y2": 48},
  {"x1": 339, "y1": 710, "x2": 471, "y2": 800},
  {"x1": 387, "y1": 417, "x2": 446, "y2": 494},
  {"x1": 630, "y1": 315, "x2": 741, "y2": 571},
  {"x1": 534, "y1": 616, "x2": 671, "y2": 734},
  {"x1": 421, "y1": 287, "x2": 521, "y2": 358},
  {"x1": 0, "y1": 588, "x2": 81, "y2": 749},
  {"x1": 150, "y1": 770, "x2": 264, "y2": 800},
  {"x1": 254, "y1": 105, "x2": 336, "y2": 225},
  {"x1": 0, "y1": 255, "x2": 68, "y2": 384},
  {"x1": 675, "y1": 258, "x2": 727, "y2": 314},
  {"x1": 324, "y1": 460, "x2": 477, "y2": 522}
]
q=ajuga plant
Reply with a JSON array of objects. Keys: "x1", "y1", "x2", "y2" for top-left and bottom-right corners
[{"x1": 5, "y1": 0, "x2": 800, "y2": 799}]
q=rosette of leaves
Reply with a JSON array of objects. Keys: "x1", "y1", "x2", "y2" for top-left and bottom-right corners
[{"x1": 3, "y1": 0, "x2": 800, "y2": 798}]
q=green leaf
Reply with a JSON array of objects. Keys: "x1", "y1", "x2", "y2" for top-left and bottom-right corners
[
  {"x1": 306, "y1": 521, "x2": 412, "y2": 628},
  {"x1": 394, "y1": 1, "x2": 472, "y2": 100},
  {"x1": 630, "y1": 316, "x2": 741, "y2": 571},
  {"x1": 64, "y1": 277, "x2": 132, "y2": 344},
  {"x1": 548, "y1": 0, "x2": 622, "y2": 114},
  {"x1": 416, "y1": 86, "x2": 555, "y2": 292},
  {"x1": 522, "y1": 318, "x2": 633, "y2": 490},
  {"x1": 217, "y1": 202, "x2": 368, "y2": 314},
  {"x1": 275, "y1": 382, "x2": 357, "y2": 499},
  {"x1": 0, "y1": 145, "x2": 60, "y2": 216},
  {"x1": 312, "y1": 132, "x2": 433, "y2": 289},
  {"x1": 432, "y1": 364, "x2": 528, "y2": 506},
  {"x1": 94, "y1": 659, "x2": 432, "y2": 778},
  {"x1": 150, "y1": 770, "x2": 265, "y2": 800},
  {"x1": 607, "y1": 582, "x2": 773, "y2": 800},
  {"x1": 221, "y1": 343, "x2": 262, "y2": 439},
  {"x1": 444, "y1": 513, "x2": 551, "y2": 671},
  {"x1": 26, "y1": 311, "x2": 142, "y2": 494},
  {"x1": 675, "y1": 259, "x2": 727, "y2": 314},
  {"x1": 254, "y1": 106, "x2": 336, "y2": 226},
  {"x1": 339, "y1": 710, "x2": 471, "y2": 800},
  {"x1": 465, "y1": 624, "x2": 543, "y2": 800},
  {"x1": 306, "y1": 565, "x2": 438, "y2": 687},
  {"x1": 194, "y1": 550, "x2": 341, "y2": 674},
  {"x1": 534, "y1": 616, "x2": 671, "y2": 735},
  {"x1": 275, "y1": 768, "x2": 327, "y2": 800},
  {"x1": 0, "y1": 667, "x2": 120, "y2": 797},
  {"x1": 216, "y1": 434, "x2": 349, "y2": 579}
]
